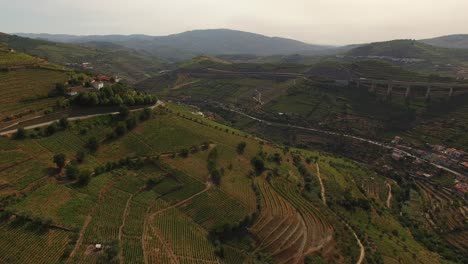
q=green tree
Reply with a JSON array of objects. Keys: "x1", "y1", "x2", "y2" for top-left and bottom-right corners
[
  {"x1": 53, "y1": 154, "x2": 66, "y2": 170},
  {"x1": 77, "y1": 169, "x2": 92, "y2": 186},
  {"x1": 251, "y1": 156, "x2": 265, "y2": 175},
  {"x1": 118, "y1": 105, "x2": 129, "y2": 119},
  {"x1": 14, "y1": 127, "x2": 26, "y2": 139},
  {"x1": 59, "y1": 117, "x2": 69, "y2": 128},
  {"x1": 76, "y1": 150, "x2": 85, "y2": 163},
  {"x1": 55, "y1": 83, "x2": 67, "y2": 95},
  {"x1": 86, "y1": 137, "x2": 99, "y2": 153},
  {"x1": 236, "y1": 142, "x2": 247, "y2": 155},
  {"x1": 65, "y1": 164, "x2": 79, "y2": 180}
]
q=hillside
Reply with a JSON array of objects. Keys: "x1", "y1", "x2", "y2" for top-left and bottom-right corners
[
  {"x1": 17, "y1": 29, "x2": 335, "y2": 60},
  {"x1": 0, "y1": 33, "x2": 165, "y2": 83},
  {"x1": 0, "y1": 102, "x2": 463, "y2": 263},
  {"x1": 0, "y1": 45, "x2": 72, "y2": 124},
  {"x1": 421, "y1": 34, "x2": 468, "y2": 49}
]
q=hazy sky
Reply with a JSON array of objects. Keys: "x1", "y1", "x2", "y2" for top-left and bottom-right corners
[{"x1": 1, "y1": 0, "x2": 467, "y2": 45}]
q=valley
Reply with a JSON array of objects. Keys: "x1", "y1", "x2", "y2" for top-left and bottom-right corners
[{"x1": 0, "y1": 27, "x2": 467, "y2": 264}]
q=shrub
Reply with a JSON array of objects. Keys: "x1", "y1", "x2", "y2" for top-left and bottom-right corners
[
  {"x1": 53, "y1": 153, "x2": 66, "y2": 170},
  {"x1": 236, "y1": 142, "x2": 246, "y2": 155},
  {"x1": 86, "y1": 137, "x2": 99, "y2": 152},
  {"x1": 14, "y1": 127, "x2": 26, "y2": 139},
  {"x1": 251, "y1": 156, "x2": 265, "y2": 175}
]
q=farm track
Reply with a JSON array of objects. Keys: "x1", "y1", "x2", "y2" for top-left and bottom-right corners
[
  {"x1": 386, "y1": 183, "x2": 392, "y2": 208},
  {"x1": 316, "y1": 163, "x2": 326, "y2": 206},
  {"x1": 118, "y1": 187, "x2": 143, "y2": 264},
  {"x1": 149, "y1": 182, "x2": 212, "y2": 219},
  {"x1": 147, "y1": 224, "x2": 179, "y2": 263},
  {"x1": 66, "y1": 181, "x2": 114, "y2": 263}
]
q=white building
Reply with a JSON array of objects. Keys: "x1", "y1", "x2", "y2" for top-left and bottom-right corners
[{"x1": 91, "y1": 81, "x2": 104, "y2": 90}]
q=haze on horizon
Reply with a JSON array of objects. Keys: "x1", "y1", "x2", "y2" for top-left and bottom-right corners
[{"x1": 1, "y1": 0, "x2": 467, "y2": 45}]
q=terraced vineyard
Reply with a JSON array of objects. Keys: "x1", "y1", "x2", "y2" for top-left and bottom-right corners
[
  {"x1": 249, "y1": 176, "x2": 332, "y2": 264},
  {"x1": 415, "y1": 180, "x2": 468, "y2": 252},
  {"x1": 0, "y1": 68, "x2": 69, "y2": 121},
  {"x1": 0, "y1": 222, "x2": 70, "y2": 264}
]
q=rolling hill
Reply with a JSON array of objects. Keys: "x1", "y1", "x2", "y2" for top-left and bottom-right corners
[
  {"x1": 17, "y1": 29, "x2": 336, "y2": 60},
  {"x1": 421, "y1": 34, "x2": 468, "y2": 49},
  {"x1": 0, "y1": 33, "x2": 165, "y2": 83}
]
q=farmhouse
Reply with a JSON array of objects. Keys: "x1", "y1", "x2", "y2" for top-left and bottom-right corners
[
  {"x1": 91, "y1": 81, "x2": 104, "y2": 90},
  {"x1": 67, "y1": 86, "x2": 91, "y2": 96}
]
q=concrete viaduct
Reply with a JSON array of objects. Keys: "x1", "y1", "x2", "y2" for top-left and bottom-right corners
[
  {"x1": 353, "y1": 78, "x2": 468, "y2": 99},
  {"x1": 175, "y1": 68, "x2": 468, "y2": 99}
]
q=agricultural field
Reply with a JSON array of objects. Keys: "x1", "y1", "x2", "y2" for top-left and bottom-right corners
[
  {"x1": 0, "y1": 68, "x2": 69, "y2": 121},
  {"x1": 0, "y1": 102, "x2": 465, "y2": 264}
]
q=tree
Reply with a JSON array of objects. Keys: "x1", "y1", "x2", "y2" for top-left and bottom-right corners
[
  {"x1": 76, "y1": 150, "x2": 85, "y2": 163},
  {"x1": 59, "y1": 117, "x2": 69, "y2": 128},
  {"x1": 179, "y1": 148, "x2": 189, "y2": 158},
  {"x1": 118, "y1": 105, "x2": 129, "y2": 119},
  {"x1": 14, "y1": 127, "x2": 26, "y2": 139},
  {"x1": 251, "y1": 156, "x2": 265, "y2": 175},
  {"x1": 125, "y1": 117, "x2": 137, "y2": 130},
  {"x1": 46, "y1": 122, "x2": 58, "y2": 136},
  {"x1": 77, "y1": 169, "x2": 92, "y2": 186},
  {"x1": 236, "y1": 142, "x2": 247, "y2": 155},
  {"x1": 55, "y1": 83, "x2": 67, "y2": 95},
  {"x1": 86, "y1": 137, "x2": 99, "y2": 152},
  {"x1": 115, "y1": 123, "x2": 127, "y2": 137},
  {"x1": 139, "y1": 108, "x2": 152, "y2": 121},
  {"x1": 65, "y1": 164, "x2": 79, "y2": 180},
  {"x1": 53, "y1": 154, "x2": 66, "y2": 170}
]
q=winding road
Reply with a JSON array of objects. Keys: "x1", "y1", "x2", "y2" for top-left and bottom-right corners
[
  {"x1": 0, "y1": 102, "x2": 162, "y2": 136},
  {"x1": 217, "y1": 105, "x2": 464, "y2": 177}
]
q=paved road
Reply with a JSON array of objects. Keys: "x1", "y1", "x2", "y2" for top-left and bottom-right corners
[
  {"x1": 0, "y1": 102, "x2": 162, "y2": 136},
  {"x1": 219, "y1": 105, "x2": 464, "y2": 177}
]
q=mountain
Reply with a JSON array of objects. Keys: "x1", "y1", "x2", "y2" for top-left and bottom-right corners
[
  {"x1": 421, "y1": 34, "x2": 468, "y2": 49},
  {"x1": 16, "y1": 29, "x2": 335, "y2": 60},
  {"x1": 0, "y1": 33, "x2": 165, "y2": 82}
]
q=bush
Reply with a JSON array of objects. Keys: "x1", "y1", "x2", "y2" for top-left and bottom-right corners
[
  {"x1": 76, "y1": 150, "x2": 85, "y2": 163},
  {"x1": 236, "y1": 142, "x2": 246, "y2": 155},
  {"x1": 118, "y1": 105, "x2": 129, "y2": 119},
  {"x1": 59, "y1": 117, "x2": 69, "y2": 129},
  {"x1": 14, "y1": 127, "x2": 26, "y2": 139},
  {"x1": 115, "y1": 123, "x2": 127, "y2": 137},
  {"x1": 179, "y1": 148, "x2": 189, "y2": 158},
  {"x1": 53, "y1": 154, "x2": 66, "y2": 170},
  {"x1": 86, "y1": 137, "x2": 99, "y2": 152},
  {"x1": 77, "y1": 169, "x2": 92, "y2": 186},
  {"x1": 65, "y1": 164, "x2": 79, "y2": 180},
  {"x1": 46, "y1": 122, "x2": 59, "y2": 136},
  {"x1": 251, "y1": 156, "x2": 265, "y2": 175}
]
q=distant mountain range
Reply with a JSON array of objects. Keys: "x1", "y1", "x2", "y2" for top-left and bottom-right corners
[
  {"x1": 15, "y1": 29, "x2": 338, "y2": 60},
  {"x1": 421, "y1": 34, "x2": 468, "y2": 49}
]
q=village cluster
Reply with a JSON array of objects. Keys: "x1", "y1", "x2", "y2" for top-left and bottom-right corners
[
  {"x1": 390, "y1": 136, "x2": 468, "y2": 196},
  {"x1": 67, "y1": 74, "x2": 121, "y2": 96}
]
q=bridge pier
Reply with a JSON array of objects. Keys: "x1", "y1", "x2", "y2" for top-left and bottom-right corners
[
  {"x1": 386, "y1": 83, "x2": 393, "y2": 97},
  {"x1": 425, "y1": 86, "x2": 431, "y2": 99},
  {"x1": 370, "y1": 82, "x2": 376, "y2": 93},
  {"x1": 449, "y1": 87, "x2": 454, "y2": 98},
  {"x1": 405, "y1": 85, "x2": 411, "y2": 98}
]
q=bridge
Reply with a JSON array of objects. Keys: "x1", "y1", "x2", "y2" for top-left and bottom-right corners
[
  {"x1": 175, "y1": 68, "x2": 468, "y2": 99},
  {"x1": 352, "y1": 78, "x2": 468, "y2": 99}
]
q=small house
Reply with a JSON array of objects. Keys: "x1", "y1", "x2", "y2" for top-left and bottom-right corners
[{"x1": 91, "y1": 81, "x2": 104, "y2": 90}]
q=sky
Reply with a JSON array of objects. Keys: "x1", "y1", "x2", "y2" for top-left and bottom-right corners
[{"x1": 1, "y1": 0, "x2": 467, "y2": 45}]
